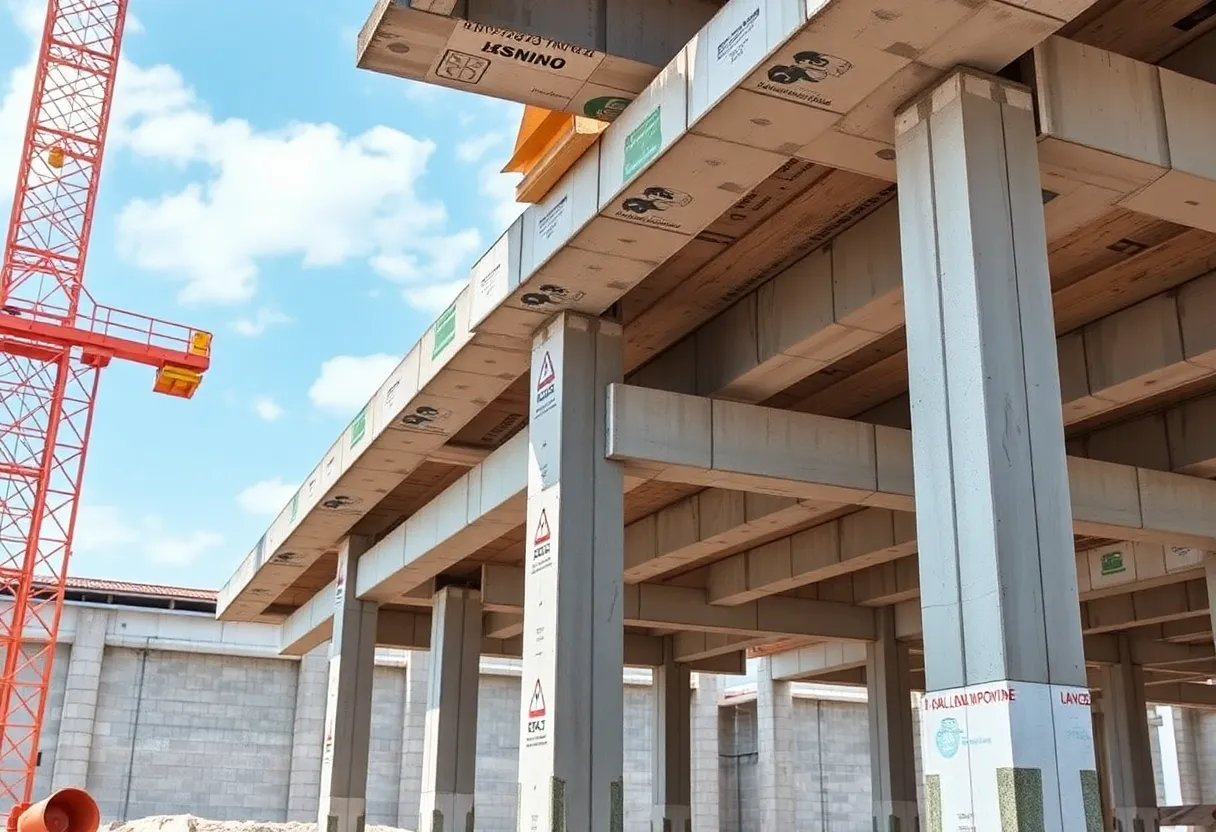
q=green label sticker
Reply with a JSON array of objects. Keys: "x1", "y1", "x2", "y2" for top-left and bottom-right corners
[
  {"x1": 1100, "y1": 550, "x2": 1126, "y2": 576},
  {"x1": 350, "y1": 407, "x2": 367, "y2": 448},
  {"x1": 623, "y1": 106, "x2": 662, "y2": 181},
  {"x1": 584, "y1": 95, "x2": 631, "y2": 121},
  {"x1": 433, "y1": 303, "x2": 457, "y2": 359}
]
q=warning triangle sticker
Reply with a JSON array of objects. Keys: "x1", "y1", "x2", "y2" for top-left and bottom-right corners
[
  {"x1": 528, "y1": 680, "x2": 546, "y2": 718},
  {"x1": 536, "y1": 352, "x2": 556, "y2": 391},
  {"x1": 534, "y1": 509, "x2": 551, "y2": 545}
]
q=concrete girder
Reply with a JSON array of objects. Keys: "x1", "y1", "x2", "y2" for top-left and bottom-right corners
[
  {"x1": 892, "y1": 579, "x2": 1209, "y2": 642},
  {"x1": 605, "y1": 384, "x2": 1216, "y2": 549},
  {"x1": 324, "y1": 605, "x2": 746, "y2": 674},
  {"x1": 479, "y1": 563, "x2": 876, "y2": 642}
]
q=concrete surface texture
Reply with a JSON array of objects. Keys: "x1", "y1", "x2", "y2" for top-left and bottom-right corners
[{"x1": 21, "y1": 596, "x2": 1216, "y2": 831}]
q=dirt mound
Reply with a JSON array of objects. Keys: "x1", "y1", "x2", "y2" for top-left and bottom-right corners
[{"x1": 101, "y1": 815, "x2": 410, "y2": 832}]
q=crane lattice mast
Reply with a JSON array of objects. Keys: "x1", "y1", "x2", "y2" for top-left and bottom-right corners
[{"x1": 0, "y1": 0, "x2": 212, "y2": 819}]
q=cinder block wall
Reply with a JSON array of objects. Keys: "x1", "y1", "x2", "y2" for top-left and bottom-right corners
[
  {"x1": 23, "y1": 606, "x2": 1209, "y2": 831},
  {"x1": 86, "y1": 648, "x2": 297, "y2": 821}
]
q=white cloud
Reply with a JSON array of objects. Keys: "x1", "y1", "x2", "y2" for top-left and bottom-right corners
[
  {"x1": 74, "y1": 505, "x2": 224, "y2": 569},
  {"x1": 253, "y1": 396, "x2": 284, "y2": 422},
  {"x1": 402, "y1": 280, "x2": 465, "y2": 314},
  {"x1": 480, "y1": 162, "x2": 525, "y2": 230},
  {"x1": 232, "y1": 308, "x2": 291, "y2": 337},
  {"x1": 237, "y1": 478, "x2": 296, "y2": 517},
  {"x1": 456, "y1": 131, "x2": 504, "y2": 163},
  {"x1": 0, "y1": 5, "x2": 482, "y2": 315},
  {"x1": 308, "y1": 353, "x2": 399, "y2": 415}
]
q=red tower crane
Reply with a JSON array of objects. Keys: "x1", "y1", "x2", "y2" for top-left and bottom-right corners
[{"x1": 0, "y1": 0, "x2": 212, "y2": 823}]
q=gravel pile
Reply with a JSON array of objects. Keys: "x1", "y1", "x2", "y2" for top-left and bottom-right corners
[{"x1": 101, "y1": 816, "x2": 411, "y2": 832}]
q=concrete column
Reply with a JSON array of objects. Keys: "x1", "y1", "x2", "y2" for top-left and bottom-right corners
[
  {"x1": 418, "y1": 587, "x2": 482, "y2": 832},
  {"x1": 1171, "y1": 707, "x2": 1203, "y2": 806},
  {"x1": 287, "y1": 646, "x2": 330, "y2": 820},
  {"x1": 318, "y1": 535, "x2": 378, "y2": 832},
  {"x1": 517, "y1": 311, "x2": 624, "y2": 832},
  {"x1": 690, "y1": 673, "x2": 721, "y2": 832},
  {"x1": 50, "y1": 608, "x2": 108, "y2": 790},
  {"x1": 398, "y1": 650, "x2": 429, "y2": 828},
  {"x1": 755, "y1": 657, "x2": 794, "y2": 829},
  {"x1": 895, "y1": 68, "x2": 1101, "y2": 830},
  {"x1": 652, "y1": 640, "x2": 691, "y2": 832},
  {"x1": 867, "y1": 608, "x2": 917, "y2": 831},
  {"x1": 1100, "y1": 638, "x2": 1158, "y2": 830}
]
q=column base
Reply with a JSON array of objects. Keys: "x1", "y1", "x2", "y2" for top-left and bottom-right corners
[
  {"x1": 1112, "y1": 807, "x2": 1160, "y2": 832},
  {"x1": 419, "y1": 792, "x2": 474, "y2": 832},
  {"x1": 921, "y1": 680, "x2": 1101, "y2": 831},
  {"x1": 873, "y1": 800, "x2": 919, "y2": 832},
  {"x1": 651, "y1": 805, "x2": 691, "y2": 832},
  {"x1": 319, "y1": 797, "x2": 365, "y2": 832}
]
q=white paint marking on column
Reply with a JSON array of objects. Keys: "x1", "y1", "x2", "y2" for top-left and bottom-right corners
[{"x1": 518, "y1": 312, "x2": 624, "y2": 832}]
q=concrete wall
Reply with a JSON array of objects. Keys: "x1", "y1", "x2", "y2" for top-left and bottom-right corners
[{"x1": 11, "y1": 600, "x2": 1210, "y2": 830}]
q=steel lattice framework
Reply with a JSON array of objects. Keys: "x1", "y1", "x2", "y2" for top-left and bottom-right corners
[{"x1": 0, "y1": 0, "x2": 211, "y2": 816}]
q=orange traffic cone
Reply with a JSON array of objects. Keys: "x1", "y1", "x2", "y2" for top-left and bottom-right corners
[{"x1": 10, "y1": 789, "x2": 99, "y2": 832}]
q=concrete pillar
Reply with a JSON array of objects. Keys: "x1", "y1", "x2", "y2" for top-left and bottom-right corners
[
  {"x1": 50, "y1": 608, "x2": 108, "y2": 790},
  {"x1": 755, "y1": 657, "x2": 794, "y2": 829},
  {"x1": 1100, "y1": 638, "x2": 1158, "y2": 830},
  {"x1": 690, "y1": 673, "x2": 722, "y2": 832},
  {"x1": 286, "y1": 647, "x2": 330, "y2": 821},
  {"x1": 398, "y1": 650, "x2": 429, "y2": 828},
  {"x1": 895, "y1": 68, "x2": 1101, "y2": 830},
  {"x1": 318, "y1": 535, "x2": 378, "y2": 832},
  {"x1": 867, "y1": 608, "x2": 917, "y2": 831},
  {"x1": 517, "y1": 311, "x2": 624, "y2": 832},
  {"x1": 418, "y1": 587, "x2": 482, "y2": 832},
  {"x1": 652, "y1": 640, "x2": 691, "y2": 832},
  {"x1": 1171, "y1": 707, "x2": 1203, "y2": 806}
]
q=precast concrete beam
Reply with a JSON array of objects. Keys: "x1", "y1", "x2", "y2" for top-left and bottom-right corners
[
  {"x1": 605, "y1": 383, "x2": 1216, "y2": 550},
  {"x1": 480, "y1": 563, "x2": 876, "y2": 641},
  {"x1": 707, "y1": 506, "x2": 915, "y2": 606},
  {"x1": 814, "y1": 537, "x2": 1208, "y2": 625},
  {"x1": 895, "y1": 580, "x2": 1209, "y2": 641},
  {"x1": 357, "y1": 0, "x2": 719, "y2": 116},
  {"x1": 373, "y1": 603, "x2": 745, "y2": 672}
]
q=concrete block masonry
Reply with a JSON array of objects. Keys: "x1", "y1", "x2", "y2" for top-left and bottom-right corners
[{"x1": 17, "y1": 593, "x2": 1216, "y2": 831}]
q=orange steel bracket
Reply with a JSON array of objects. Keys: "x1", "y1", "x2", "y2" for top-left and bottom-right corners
[{"x1": 505, "y1": 105, "x2": 608, "y2": 204}]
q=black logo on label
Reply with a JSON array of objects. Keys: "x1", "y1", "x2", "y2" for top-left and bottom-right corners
[
  {"x1": 400, "y1": 405, "x2": 451, "y2": 428},
  {"x1": 521, "y1": 284, "x2": 580, "y2": 308},
  {"x1": 481, "y1": 42, "x2": 568, "y2": 70},
  {"x1": 620, "y1": 186, "x2": 693, "y2": 216},
  {"x1": 765, "y1": 51, "x2": 852, "y2": 86},
  {"x1": 436, "y1": 50, "x2": 490, "y2": 84}
]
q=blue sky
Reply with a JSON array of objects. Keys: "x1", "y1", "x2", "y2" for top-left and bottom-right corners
[{"x1": 0, "y1": 0, "x2": 524, "y2": 588}]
